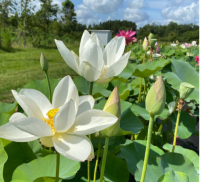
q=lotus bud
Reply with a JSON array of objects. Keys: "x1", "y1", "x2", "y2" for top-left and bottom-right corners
[
  {"x1": 179, "y1": 82, "x2": 195, "y2": 100},
  {"x1": 149, "y1": 33, "x2": 155, "y2": 40},
  {"x1": 155, "y1": 42, "x2": 158, "y2": 46},
  {"x1": 146, "y1": 75, "x2": 166, "y2": 117},
  {"x1": 101, "y1": 87, "x2": 121, "y2": 137},
  {"x1": 149, "y1": 39, "x2": 157, "y2": 48},
  {"x1": 143, "y1": 37, "x2": 148, "y2": 50},
  {"x1": 156, "y1": 46, "x2": 160, "y2": 54},
  {"x1": 40, "y1": 52, "x2": 49, "y2": 72}
]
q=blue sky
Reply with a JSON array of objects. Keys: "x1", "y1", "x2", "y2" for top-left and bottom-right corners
[{"x1": 34, "y1": 0, "x2": 199, "y2": 28}]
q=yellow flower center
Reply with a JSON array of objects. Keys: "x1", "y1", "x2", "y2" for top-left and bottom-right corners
[{"x1": 42, "y1": 109, "x2": 59, "y2": 134}]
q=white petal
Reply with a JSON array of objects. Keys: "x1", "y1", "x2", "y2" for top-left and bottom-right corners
[
  {"x1": 103, "y1": 37, "x2": 118, "y2": 67},
  {"x1": 81, "y1": 135, "x2": 95, "y2": 161},
  {"x1": 71, "y1": 51, "x2": 80, "y2": 66},
  {"x1": 20, "y1": 89, "x2": 52, "y2": 117},
  {"x1": 0, "y1": 122, "x2": 38, "y2": 142},
  {"x1": 79, "y1": 61, "x2": 101, "y2": 82},
  {"x1": 115, "y1": 37, "x2": 125, "y2": 62},
  {"x1": 54, "y1": 100, "x2": 76, "y2": 133},
  {"x1": 10, "y1": 117, "x2": 53, "y2": 137},
  {"x1": 96, "y1": 77, "x2": 113, "y2": 84},
  {"x1": 53, "y1": 133, "x2": 91, "y2": 162},
  {"x1": 81, "y1": 43, "x2": 103, "y2": 71},
  {"x1": 40, "y1": 136, "x2": 54, "y2": 147},
  {"x1": 103, "y1": 51, "x2": 131, "y2": 78},
  {"x1": 12, "y1": 90, "x2": 43, "y2": 119},
  {"x1": 52, "y1": 76, "x2": 79, "y2": 113},
  {"x1": 77, "y1": 96, "x2": 95, "y2": 116},
  {"x1": 79, "y1": 30, "x2": 91, "y2": 56},
  {"x1": 55, "y1": 40, "x2": 79, "y2": 74},
  {"x1": 91, "y1": 33, "x2": 104, "y2": 51},
  {"x1": 67, "y1": 110, "x2": 117, "y2": 135},
  {"x1": 82, "y1": 38, "x2": 93, "y2": 52}
]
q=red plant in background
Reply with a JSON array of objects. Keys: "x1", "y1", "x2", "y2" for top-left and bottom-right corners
[
  {"x1": 116, "y1": 29, "x2": 136, "y2": 45},
  {"x1": 195, "y1": 56, "x2": 199, "y2": 66}
]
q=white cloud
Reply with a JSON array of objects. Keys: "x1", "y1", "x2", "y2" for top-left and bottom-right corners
[
  {"x1": 83, "y1": 0, "x2": 124, "y2": 14},
  {"x1": 126, "y1": 0, "x2": 145, "y2": 9},
  {"x1": 123, "y1": 8, "x2": 149, "y2": 22},
  {"x1": 161, "y1": 2, "x2": 199, "y2": 24}
]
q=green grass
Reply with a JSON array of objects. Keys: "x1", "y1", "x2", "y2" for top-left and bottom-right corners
[{"x1": 0, "y1": 42, "x2": 79, "y2": 103}]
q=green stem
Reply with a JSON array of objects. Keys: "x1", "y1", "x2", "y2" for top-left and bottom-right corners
[
  {"x1": 88, "y1": 82, "x2": 93, "y2": 182},
  {"x1": 172, "y1": 110, "x2": 181, "y2": 152},
  {"x1": 93, "y1": 138, "x2": 101, "y2": 182},
  {"x1": 140, "y1": 115, "x2": 154, "y2": 182},
  {"x1": 55, "y1": 152, "x2": 60, "y2": 182},
  {"x1": 138, "y1": 78, "x2": 143, "y2": 103},
  {"x1": 45, "y1": 71, "x2": 52, "y2": 103},
  {"x1": 100, "y1": 137, "x2": 109, "y2": 182}
]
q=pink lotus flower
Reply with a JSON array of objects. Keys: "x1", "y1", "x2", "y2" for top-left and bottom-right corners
[
  {"x1": 184, "y1": 42, "x2": 192, "y2": 48},
  {"x1": 116, "y1": 29, "x2": 136, "y2": 45},
  {"x1": 155, "y1": 42, "x2": 158, "y2": 46},
  {"x1": 195, "y1": 56, "x2": 199, "y2": 66}
]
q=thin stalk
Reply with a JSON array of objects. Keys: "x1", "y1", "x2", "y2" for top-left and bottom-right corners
[
  {"x1": 93, "y1": 138, "x2": 101, "y2": 182},
  {"x1": 138, "y1": 78, "x2": 143, "y2": 103},
  {"x1": 45, "y1": 71, "x2": 52, "y2": 103},
  {"x1": 88, "y1": 82, "x2": 93, "y2": 182},
  {"x1": 142, "y1": 78, "x2": 146, "y2": 101},
  {"x1": 100, "y1": 137, "x2": 109, "y2": 182},
  {"x1": 131, "y1": 134, "x2": 134, "y2": 141},
  {"x1": 55, "y1": 152, "x2": 60, "y2": 182},
  {"x1": 172, "y1": 110, "x2": 181, "y2": 152},
  {"x1": 140, "y1": 115, "x2": 154, "y2": 182}
]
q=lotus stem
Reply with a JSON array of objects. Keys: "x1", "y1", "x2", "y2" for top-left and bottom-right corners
[
  {"x1": 93, "y1": 138, "x2": 101, "y2": 182},
  {"x1": 45, "y1": 71, "x2": 52, "y2": 103},
  {"x1": 138, "y1": 78, "x2": 143, "y2": 103},
  {"x1": 140, "y1": 115, "x2": 154, "y2": 182},
  {"x1": 100, "y1": 137, "x2": 109, "y2": 182},
  {"x1": 172, "y1": 110, "x2": 181, "y2": 152},
  {"x1": 131, "y1": 134, "x2": 134, "y2": 141},
  {"x1": 88, "y1": 82, "x2": 93, "y2": 182},
  {"x1": 55, "y1": 152, "x2": 60, "y2": 182}
]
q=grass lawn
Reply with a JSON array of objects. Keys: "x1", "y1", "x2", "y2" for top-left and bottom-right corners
[{"x1": 0, "y1": 42, "x2": 79, "y2": 103}]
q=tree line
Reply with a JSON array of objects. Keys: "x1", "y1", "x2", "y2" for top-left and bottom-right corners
[{"x1": 0, "y1": 0, "x2": 198, "y2": 50}]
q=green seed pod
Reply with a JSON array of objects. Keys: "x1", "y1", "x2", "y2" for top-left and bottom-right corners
[
  {"x1": 149, "y1": 39, "x2": 157, "y2": 48},
  {"x1": 101, "y1": 87, "x2": 121, "y2": 137},
  {"x1": 179, "y1": 82, "x2": 195, "y2": 100},
  {"x1": 149, "y1": 33, "x2": 155, "y2": 40},
  {"x1": 146, "y1": 75, "x2": 166, "y2": 117},
  {"x1": 40, "y1": 52, "x2": 49, "y2": 72}
]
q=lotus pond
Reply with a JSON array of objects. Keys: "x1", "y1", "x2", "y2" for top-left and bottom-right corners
[{"x1": 0, "y1": 31, "x2": 199, "y2": 182}]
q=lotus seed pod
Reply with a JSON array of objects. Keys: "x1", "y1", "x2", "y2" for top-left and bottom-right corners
[
  {"x1": 101, "y1": 87, "x2": 121, "y2": 137},
  {"x1": 40, "y1": 52, "x2": 49, "y2": 72},
  {"x1": 146, "y1": 75, "x2": 166, "y2": 117},
  {"x1": 149, "y1": 39, "x2": 157, "y2": 48},
  {"x1": 179, "y1": 82, "x2": 195, "y2": 99},
  {"x1": 156, "y1": 46, "x2": 160, "y2": 54},
  {"x1": 149, "y1": 33, "x2": 155, "y2": 40},
  {"x1": 143, "y1": 37, "x2": 148, "y2": 50}
]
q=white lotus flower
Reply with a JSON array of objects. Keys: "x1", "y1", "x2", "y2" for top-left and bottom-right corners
[
  {"x1": 0, "y1": 76, "x2": 117, "y2": 162},
  {"x1": 146, "y1": 51, "x2": 161, "y2": 58},
  {"x1": 171, "y1": 43, "x2": 177, "y2": 47},
  {"x1": 180, "y1": 44, "x2": 186, "y2": 48},
  {"x1": 55, "y1": 30, "x2": 131, "y2": 84},
  {"x1": 191, "y1": 41, "x2": 197, "y2": 46}
]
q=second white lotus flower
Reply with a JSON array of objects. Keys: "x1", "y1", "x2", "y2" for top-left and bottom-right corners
[
  {"x1": 55, "y1": 30, "x2": 131, "y2": 84},
  {"x1": 0, "y1": 76, "x2": 117, "y2": 161}
]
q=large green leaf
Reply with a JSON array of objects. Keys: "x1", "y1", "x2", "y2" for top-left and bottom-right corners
[
  {"x1": 132, "y1": 60, "x2": 170, "y2": 78},
  {"x1": 169, "y1": 111, "x2": 196, "y2": 139},
  {"x1": 135, "y1": 153, "x2": 199, "y2": 182},
  {"x1": 0, "y1": 113, "x2": 12, "y2": 126},
  {"x1": 11, "y1": 154, "x2": 80, "y2": 182},
  {"x1": 118, "y1": 63, "x2": 135, "y2": 79},
  {"x1": 0, "y1": 102, "x2": 17, "y2": 114},
  {"x1": 3, "y1": 142, "x2": 37, "y2": 182},
  {"x1": 120, "y1": 140, "x2": 164, "y2": 175},
  {"x1": 100, "y1": 154, "x2": 129, "y2": 182},
  {"x1": 158, "y1": 171, "x2": 189, "y2": 182},
  {"x1": 23, "y1": 78, "x2": 60, "y2": 99},
  {"x1": 162, "y1": 59, "x2": 199, "y2": 103},
  {"x1": 0, "y1": 140, "x2": 8, "y2": 182},
  {"x1": 163, "y1": 143, "x2": 199, "y2": 174}
]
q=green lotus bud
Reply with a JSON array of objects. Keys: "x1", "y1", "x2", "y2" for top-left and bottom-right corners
[
  {"x1": 143, "y1": 37, "x2": 148, "y2": 50},
  {"x1": 146, "y1": 75, "x2": 166, "y2": 117},
  {"x1": 149, "y1": 33, "x2": 155, "y2": 40},
  {"x1": 101, "y1": 87, "x2": 121, "y2": 137},
  {"x1": 179, "y1": 82, "x2": 195, "y2": 100},
  {"x1": 40, "y1": 52, "x2": 49, "y2": 72},
  {"x1": 149, "y1": 39, "x2": 157, "y2": 48}
]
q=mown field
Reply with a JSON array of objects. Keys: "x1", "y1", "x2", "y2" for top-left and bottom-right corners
[{"x1": 0, "y1": 43, "x2": 79, "y2": 102}]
